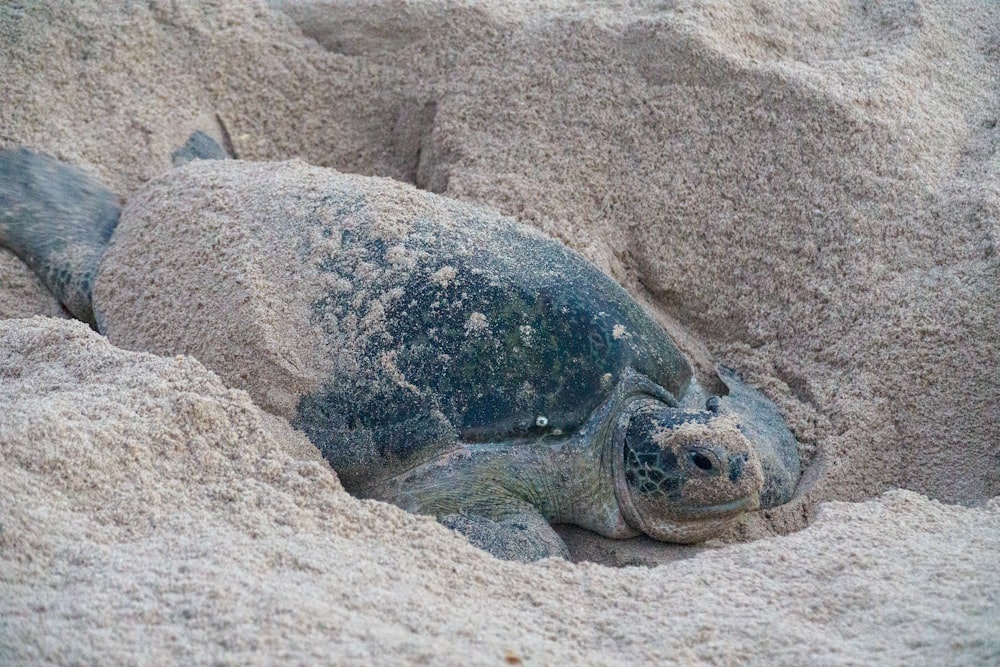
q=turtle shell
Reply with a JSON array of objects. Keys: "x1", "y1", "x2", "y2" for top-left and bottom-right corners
[
  {"x1": 294, "y1": 208, "x2": 691, "y2": 488},
  {"x1": 86, "y1": 158, "x2": 687, "y2": 490}
]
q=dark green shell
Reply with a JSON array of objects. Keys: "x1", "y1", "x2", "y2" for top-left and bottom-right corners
[{"x1": 293, "y1": 209, "x2": 691, "y2": 488}]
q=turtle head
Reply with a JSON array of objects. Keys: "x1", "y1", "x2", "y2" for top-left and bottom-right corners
[{"x1": 612, "y1": 396, "x2": 764, "y2": 543}]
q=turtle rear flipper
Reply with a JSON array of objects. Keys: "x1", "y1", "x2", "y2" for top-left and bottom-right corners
[
  {"x1": 441, "y1": 508, "x2": 570, "y2": 561},
  {"x1": 0, "y1": 148, "x2": 120, "y2": 327},
  {"x1": 0, "y1": 132, "x2": 228, "y2": 328},
  {"x1": 171, "y1": 130, "x2": 230, "y2": 166}
]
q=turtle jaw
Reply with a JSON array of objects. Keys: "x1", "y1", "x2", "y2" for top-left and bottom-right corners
[
  {"x1": 609, "y1": 397, "x2": 764, "y2": 544},
  {"x1": 670, "y1": 495, "x2": 755, "y2": 519},
  {"x1": 625, "y1": 489, "x2": 760, "y2": 544}
]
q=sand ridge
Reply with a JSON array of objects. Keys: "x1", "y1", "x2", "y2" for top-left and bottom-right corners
[{"x1": 2, "y1": 317, "x2": 998, "y2": 664}]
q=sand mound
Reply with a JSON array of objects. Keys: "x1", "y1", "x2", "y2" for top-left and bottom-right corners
[
  {"x1": 2, "y1": 317, "x2": 997, "y2": 664},
  {"x1": 1, "y1": 0, "x2": 998, "y2": 662}
]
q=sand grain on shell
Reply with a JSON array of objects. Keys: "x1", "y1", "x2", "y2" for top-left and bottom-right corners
[{"x1": 1, "y1": 0, "x2": 999, "y2": 663}]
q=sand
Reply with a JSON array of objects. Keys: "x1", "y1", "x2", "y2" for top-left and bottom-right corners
[
  {"x1": 3, "y1": 317, "x2": 998, "y2": 664},
  {"x1": 0, "y1": 248, "x2": 68, "y2": 321},
  {"x1": 1, "y1": 0, "x2": 998, "y2": 663}
]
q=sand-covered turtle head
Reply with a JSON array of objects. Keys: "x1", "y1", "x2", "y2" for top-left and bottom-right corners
[{"x1": 612, "y1": 397, "x2": 763, "y2": 543}]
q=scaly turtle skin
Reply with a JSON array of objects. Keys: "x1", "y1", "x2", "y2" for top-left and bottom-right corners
[{"x1": 0, "y1": 135, "x2": 800, "y2": 561}]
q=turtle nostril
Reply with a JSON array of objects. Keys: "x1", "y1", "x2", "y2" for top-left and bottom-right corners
[{"x1": 691, "y1": 451, "x2": 714, "y2": 471}]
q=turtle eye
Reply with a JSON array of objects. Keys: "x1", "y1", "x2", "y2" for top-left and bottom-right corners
[{"x1": 688, "y1": 448, "x2": 720, "y2": 474}]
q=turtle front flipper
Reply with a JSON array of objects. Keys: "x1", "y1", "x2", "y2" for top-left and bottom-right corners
[
  {"x1": 0, "y1": 149, "x2": 120, "y2": 327},
  {"x1": 441, "y1": 506, "x2": 570, "y2": 562}
]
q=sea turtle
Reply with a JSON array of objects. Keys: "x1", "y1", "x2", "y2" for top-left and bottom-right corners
[{"x1": 0, "y1": 134, "x2": 800, "y2": 561}]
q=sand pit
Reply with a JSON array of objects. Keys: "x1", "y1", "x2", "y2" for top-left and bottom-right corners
[{"x1": 1, "y1": 0, "x2": 998, "y2": 663}]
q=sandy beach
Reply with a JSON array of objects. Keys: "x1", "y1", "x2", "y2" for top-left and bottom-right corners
[{"x1": 1, "y1": 1, "x2": 998, "y2": 663}]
